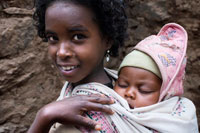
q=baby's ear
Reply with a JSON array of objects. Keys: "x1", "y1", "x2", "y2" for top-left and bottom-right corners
[{"x1": 157, "y1": 23, "x2": 188, "y2": 52}]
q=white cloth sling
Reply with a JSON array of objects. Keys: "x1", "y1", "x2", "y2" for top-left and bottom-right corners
[{"x1": 71, "y1": 82, "x2": 198, "y2": 133}]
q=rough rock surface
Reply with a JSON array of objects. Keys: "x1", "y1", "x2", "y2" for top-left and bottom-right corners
[{"x1": 0, "y1": 0, "x2": 199, "y2": 132}]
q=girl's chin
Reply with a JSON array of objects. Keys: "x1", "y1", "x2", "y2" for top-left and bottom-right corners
[
  {"x1": 60, "y1": 73, "x2": 85, "y2": 84},
  {"x1": 61, "y1": 74, "x2": 80, "y2": 83}
]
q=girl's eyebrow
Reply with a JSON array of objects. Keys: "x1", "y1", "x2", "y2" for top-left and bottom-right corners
[
  {"x1": 69, "y1": 28, "x2": 88, "y2": 32},
  {"x1": 68, "y1": 25, "x2": 88, "y2": 32},
  {"x1": 45, "y1": 26, "x2": 89, "y2": 35},
  {"x1": 45, "y1": 30, "x2": 56, "y2": 35}
]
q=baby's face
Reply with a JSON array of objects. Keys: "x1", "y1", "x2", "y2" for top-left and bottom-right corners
[{"x1": 114, "y1": 67, "x2": 162, "y2": 109}]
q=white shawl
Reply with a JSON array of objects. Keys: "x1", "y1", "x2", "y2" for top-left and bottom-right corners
[{"x1": 71, "y1": 82, "x2": 198, "y2": 133}]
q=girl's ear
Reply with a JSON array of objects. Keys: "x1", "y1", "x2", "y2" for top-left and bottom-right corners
[{"x1": 105, "y1": 38, "x2": 113, "y2": 50}]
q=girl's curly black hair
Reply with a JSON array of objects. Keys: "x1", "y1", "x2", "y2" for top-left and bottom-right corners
[{"x1": 33, "y1": 0, "x2": 128, "y2": 57}]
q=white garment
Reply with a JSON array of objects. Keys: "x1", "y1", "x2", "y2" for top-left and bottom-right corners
[{"x1": 72, "y1": 82, "x2": 199, "y2": 133}]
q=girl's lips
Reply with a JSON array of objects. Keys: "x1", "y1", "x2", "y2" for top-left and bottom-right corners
[
  {"x1": 58, "y1": 65, "x2": 80, "y2": 76},
  {"x1": 60, "y1": 66, "x2": 78, "y2": 71}
]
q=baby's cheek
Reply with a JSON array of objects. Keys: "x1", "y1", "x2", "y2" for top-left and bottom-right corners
[
  {"x1": 114, "y1": 88, "x2": 125, "y2": 98},
  {"x1": 136, "y1": 95, "x2": 157, "y2": 108}
]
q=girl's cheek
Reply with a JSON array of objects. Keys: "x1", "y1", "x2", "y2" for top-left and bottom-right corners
[{"x1": 48, "y1": 46, "x2": 57, "y2": 59}]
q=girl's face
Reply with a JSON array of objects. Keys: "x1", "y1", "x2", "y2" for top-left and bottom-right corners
[
  {"x1": 114, "y1": 67, "x2": 161, "y2": 109},
  {"x1": 45, "y1": 2, "x2": 110, "y2": 84}
]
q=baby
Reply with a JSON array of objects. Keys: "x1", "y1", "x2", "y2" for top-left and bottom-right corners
[{"x1": 114, "y1": 49, "x2": 162, "y2": 109}]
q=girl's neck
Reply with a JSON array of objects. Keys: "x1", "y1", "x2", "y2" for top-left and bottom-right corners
[{"x1": 72, "y1": 66, "x2": 111, "y2": 87}]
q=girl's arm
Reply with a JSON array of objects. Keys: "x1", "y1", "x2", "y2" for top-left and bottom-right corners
[
  {"x1": 28, "y1": 107, "x2": 55, "y2": 133},
  {"x1": 28, "y1": 94, "x2": 114, "y2": 133}
]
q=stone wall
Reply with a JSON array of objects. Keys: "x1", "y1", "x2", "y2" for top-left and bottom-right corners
[{"x1": 0, "y1": 0, "x2": 199, "y2": 132}]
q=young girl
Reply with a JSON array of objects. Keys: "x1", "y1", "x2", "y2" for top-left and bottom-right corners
[
  {"x1": 71, "y1": 23, "x2": 199, "y2": 132},
  {"x1": 28, "y1": 0, "x2": 127, "y2": 132}
]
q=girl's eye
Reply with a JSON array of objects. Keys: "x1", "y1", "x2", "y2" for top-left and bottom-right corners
[
  {"x1": 46, "y1": 35, "x2": 58, "y2": 44},
  {"x1": 73, "y1": 34, "x2": 86, "y2": 41},
  {"x1": 49, "y1": 36, "x2": 54, "y2": 41}
]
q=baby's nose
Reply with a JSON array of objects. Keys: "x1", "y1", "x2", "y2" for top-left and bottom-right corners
[{"x1": 124, "y1": 88, "x2": 135, "y2": 100}]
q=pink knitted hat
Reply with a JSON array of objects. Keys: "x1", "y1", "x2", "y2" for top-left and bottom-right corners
[{"x1": 134, "y1": 23, "x2": 188, "y2": 101}]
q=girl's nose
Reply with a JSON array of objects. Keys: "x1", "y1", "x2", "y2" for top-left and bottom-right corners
[
  {"x1": 124, "y1": 88, "x2": 135, "y2": 100},
  {"x1": 57, "y1": 41, "x2": 73, "y2": 59}
]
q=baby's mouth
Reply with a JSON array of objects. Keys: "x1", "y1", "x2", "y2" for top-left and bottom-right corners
[
  {"x1": 129, "y1": 103, "x2": 134, "y2": 109},
  {"x1": 126, "y1": 99, "x2": 134, "y2": 109}
]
